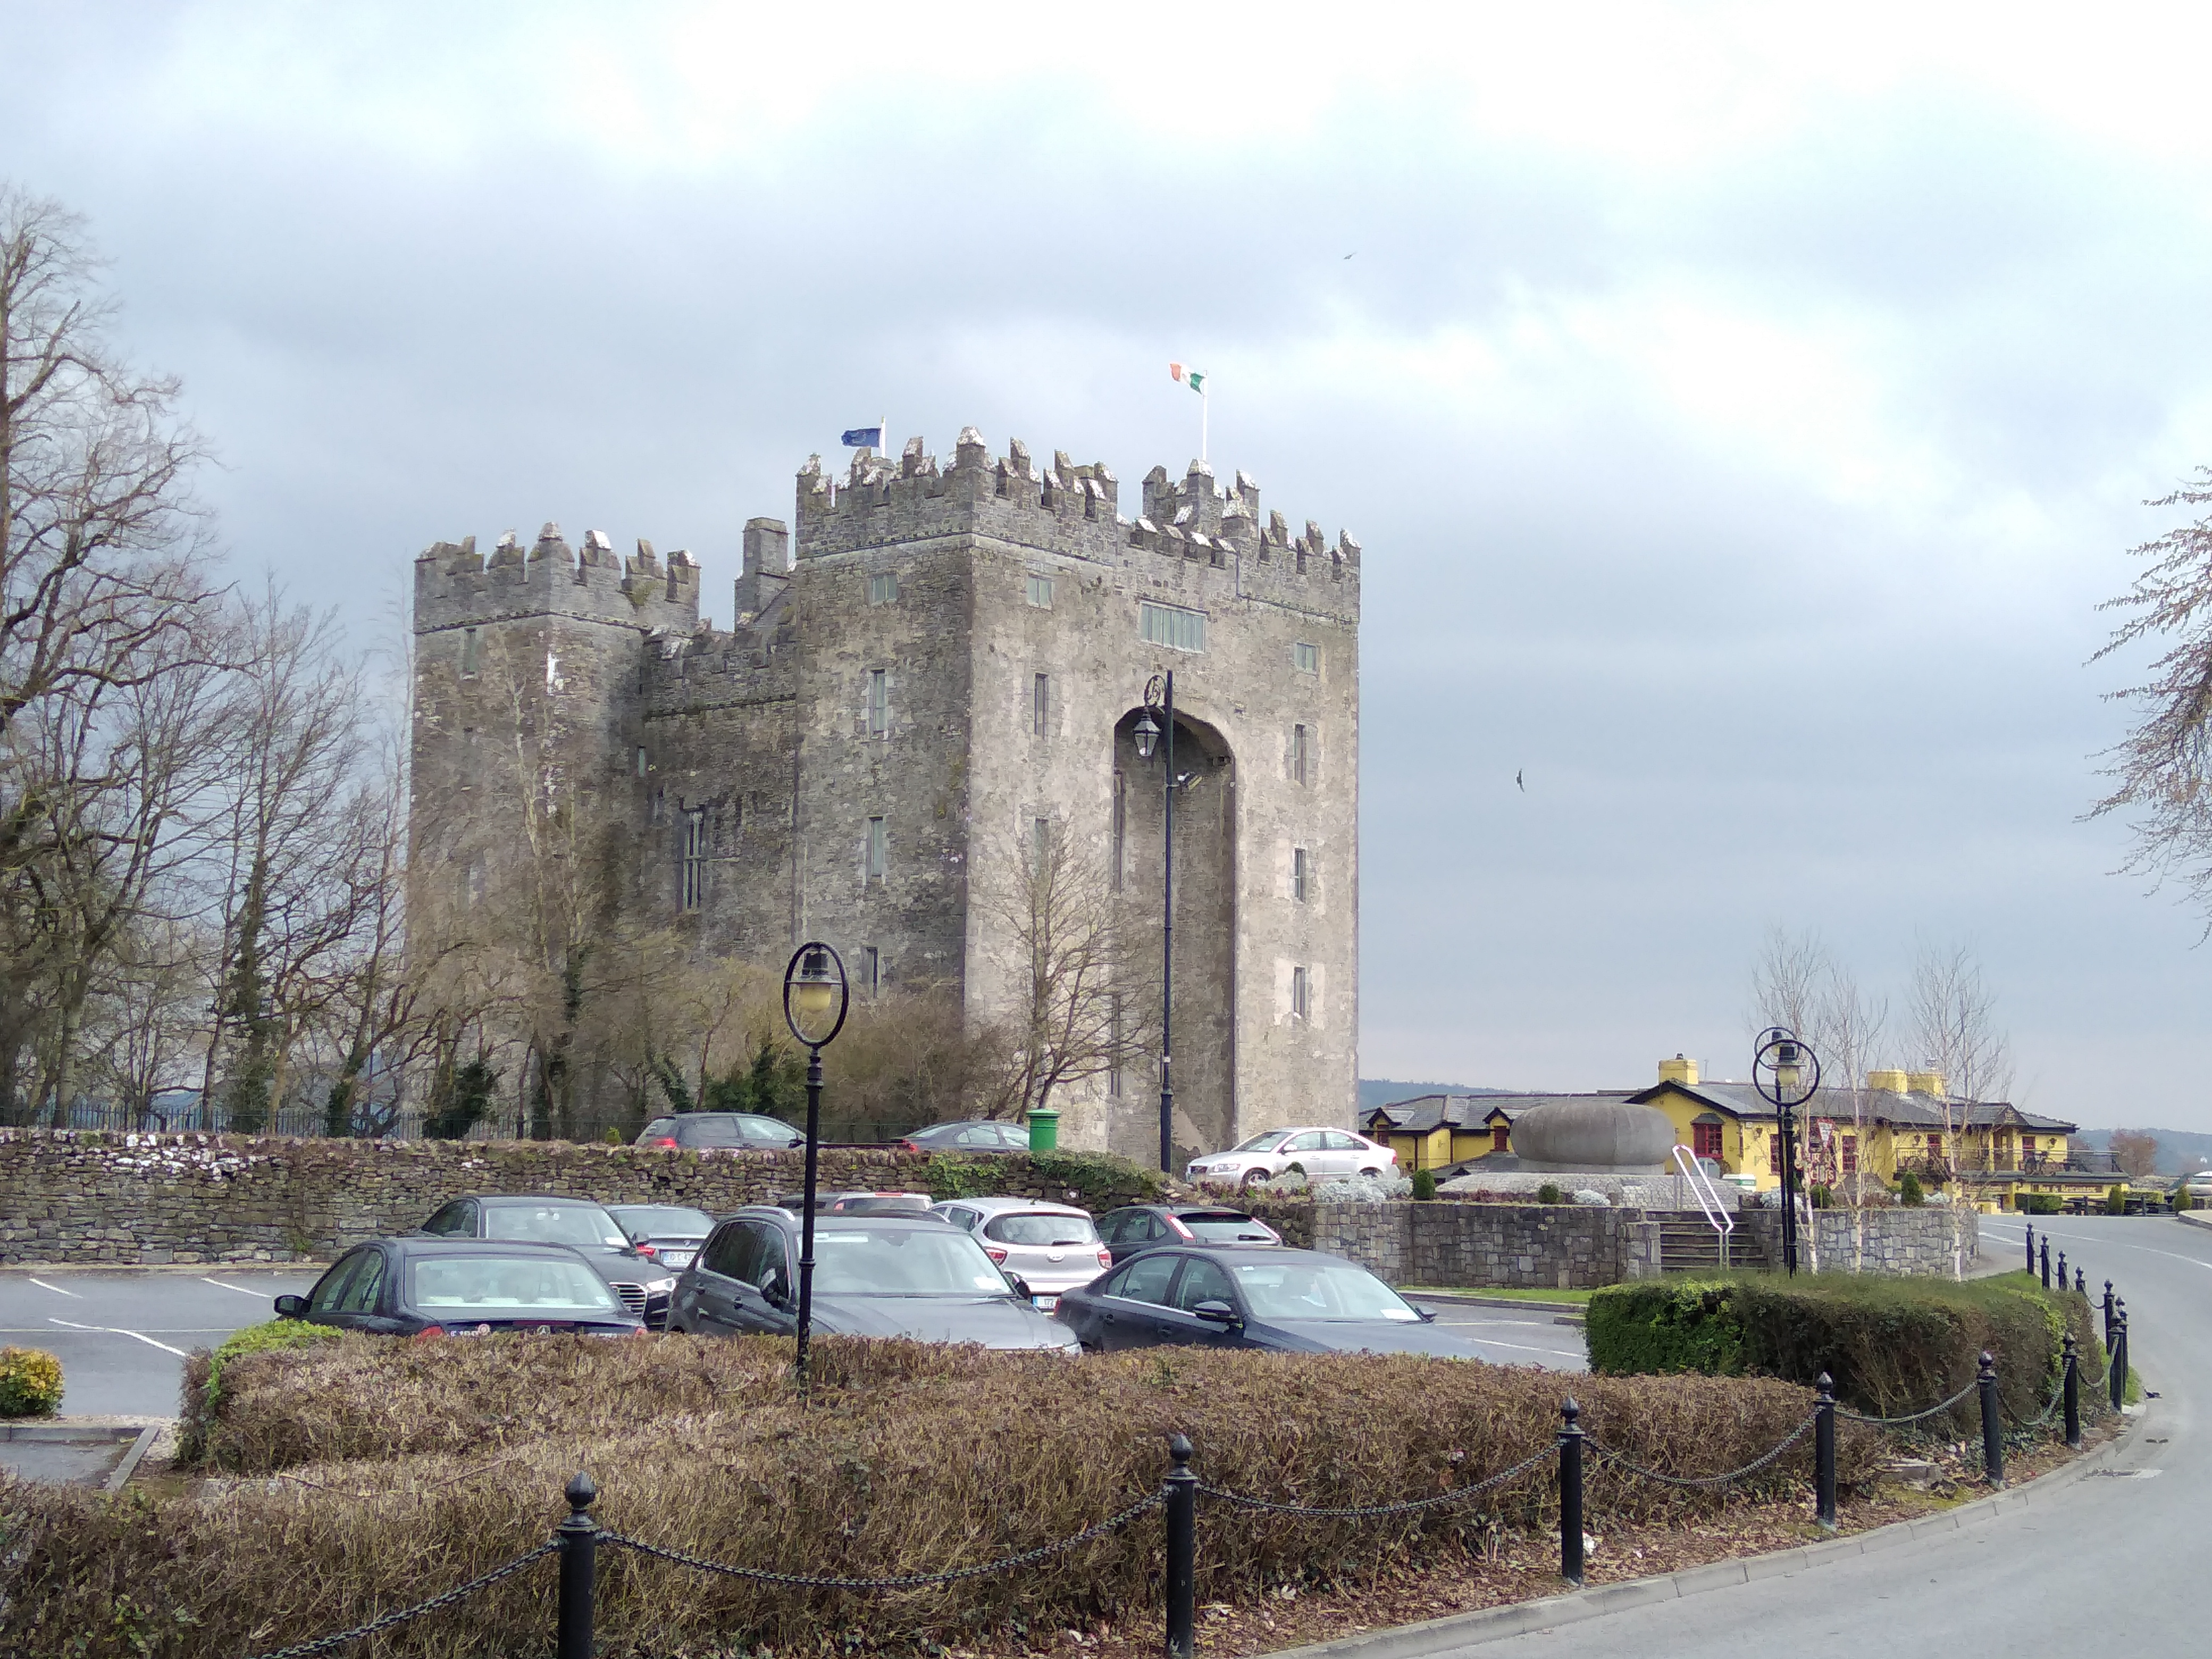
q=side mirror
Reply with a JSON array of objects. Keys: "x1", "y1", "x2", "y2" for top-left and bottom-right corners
[
  {"x1": 273, "y1": 1294, "x2": 307, "y2": 1319},
  {"x1": 1191, "y1": 1300, "x2": 1241, "y2": 1325},
  {"x1": 1004, "y1": 1273, "x2": 1034, "y2": 1301},
  {"x1": 1415, "y1": 1306, "x2": 1437, "y2": 1323}
]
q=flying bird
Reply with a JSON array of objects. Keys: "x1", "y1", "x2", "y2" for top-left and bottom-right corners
[
  {"x1": 1343, "y1": 252, "x2": 1356, "y2": 259},
  {"x1": 1515, "y1": 769, "x2": 1524, "y2": 792}
]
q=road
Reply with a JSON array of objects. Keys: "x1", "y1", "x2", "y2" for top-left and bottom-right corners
[
  {"x1": 1410, "y1": 1214, "x2": 2200, "y2": 1657},
  {"x1": 1411, "y1": 1298, "x2": 1588, "y2": 1370},
  {"x1": 0, "y1": 1268, "x2": 317, "y2": 1418}
]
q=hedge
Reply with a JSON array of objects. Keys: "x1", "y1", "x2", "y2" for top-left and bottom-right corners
[
  {"x1": 0, "y1": 1336, "x2": 1876, "y2": 1657},
  {"x1": 1586, "y1": 1270, "x2": 2097, "y2": 1426}
]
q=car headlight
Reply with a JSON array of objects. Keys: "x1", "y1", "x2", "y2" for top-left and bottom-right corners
[{"x1": 643, "y1": 1276, "x2": 678, "y2": 1294}]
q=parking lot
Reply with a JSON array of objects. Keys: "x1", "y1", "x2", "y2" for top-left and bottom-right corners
[
  {"x1": 0, "y1": 1268, "x2": 318, "y2": 1418},
  {"x1": 1406, "y1": 1297, "x2": 1588, "y2": 1369}
]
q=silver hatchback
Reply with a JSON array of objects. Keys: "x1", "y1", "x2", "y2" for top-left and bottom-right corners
[{"x1": 932, "y1": 1196, "x2": 1113, "y2": 1309}]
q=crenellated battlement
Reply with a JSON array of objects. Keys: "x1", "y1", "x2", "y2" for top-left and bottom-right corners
[
  {"x1": 413, "y1": 521, "x2": 702, "y2": 636},
  {"x1": 641, "y1": 612, "x2": 796, "y2": 719},
  {"x1": 791, "y1": 429, "x2": 1360, "y2": 622}
]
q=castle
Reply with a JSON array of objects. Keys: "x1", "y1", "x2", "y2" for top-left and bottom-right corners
[{"x1": 408, "y1": 429, "x2": 1360, "y2": 1162}]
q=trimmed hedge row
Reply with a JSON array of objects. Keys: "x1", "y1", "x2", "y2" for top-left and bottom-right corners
[
  {"x1": 1, "y1": 1337, "x2": 1876, "y2": 1657},
  {"x1": 1586, "y1": 1270, "x2": 2097, "y2": 1425}
]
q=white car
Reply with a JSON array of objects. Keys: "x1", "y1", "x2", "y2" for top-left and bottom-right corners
[
  {"x1": 1185, "y1": 1128, "x2": 1398, "y2": 1188},
  {"x1": 930, "y1": 1196, "x2": 1114, "y2": 1310}
]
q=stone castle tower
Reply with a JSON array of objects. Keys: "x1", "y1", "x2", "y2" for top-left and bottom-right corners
[{"x1": 408, "y1": 429, "x2": 1360, "y2": 1161}]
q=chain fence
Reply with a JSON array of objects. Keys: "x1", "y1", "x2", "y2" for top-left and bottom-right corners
[
  {"x1": 1585, "y1": 1409, "x2": 1820, "y2": 1489},
  {"x1": 244, "y1": 1541, "x2": 557, "y2": 1659},
  {"x1": 1196, "y1": 1444, "x2": 1556, "y2": 1519}
]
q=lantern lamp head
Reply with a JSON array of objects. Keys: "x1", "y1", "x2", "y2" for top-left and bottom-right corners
[
  {"x1": 783, "y1": 942, "x2": 849, "y2": 1050},
  {"x1": 1133, "y1": 710, "x2": 1160, "y2": 761}
]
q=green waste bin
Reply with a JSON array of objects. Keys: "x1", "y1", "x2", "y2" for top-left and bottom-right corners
[{"x1": 1026, "y1": 1107, "x2": 1060, "y2": 1153}]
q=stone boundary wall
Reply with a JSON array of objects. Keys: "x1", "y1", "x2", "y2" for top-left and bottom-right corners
[
  {"x1": 1736, "y1": 1206, "x2": 1980, "y2": 1278},
  {"x1": 0, "y1": 1131, "x2": 1153, "y2": 1266},
  {"x1": 1253, "y1": 1201, "x2": 1633, "y2": 1289}
]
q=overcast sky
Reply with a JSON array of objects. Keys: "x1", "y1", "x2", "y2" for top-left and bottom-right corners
[{"x1": 12, "y1": 3, "x2": 2212, "y2": 1129}]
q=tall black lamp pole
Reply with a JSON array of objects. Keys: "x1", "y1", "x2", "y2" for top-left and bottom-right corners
[
  {"x1": 782, "y1": 941, "x2": 849, "y2": 1381},
  {"x1": 1755, "y1": 1028, "x2": 1820, "y2": 1276},
  {"x1": 1133, "y1": 674, "x2": 1177, "y2": 1176}
]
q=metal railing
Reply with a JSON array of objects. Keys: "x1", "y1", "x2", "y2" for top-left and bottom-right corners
[{"x1": 1669, "y1": 1144, "x2": 1735, "y2": 1266}]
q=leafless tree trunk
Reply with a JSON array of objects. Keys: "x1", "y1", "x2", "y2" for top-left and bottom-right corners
[{"x1": 1911, "y1": 943, "x2": 2012, "y2": 1274}]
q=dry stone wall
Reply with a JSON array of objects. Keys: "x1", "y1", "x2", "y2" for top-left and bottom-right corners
[{"x1": 0, "y1": 1132, "x2": 1154, "y2": 1266}]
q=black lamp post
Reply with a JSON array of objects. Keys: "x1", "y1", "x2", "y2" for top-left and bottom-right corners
[
  {"x1": 1132, "y1": 673, "x2": 1179, "y2": 1177},
  {"x1": 1754, "y1": 1027, "x2": 1821, "y2": 1276},
  {"x1": 781, "y1": 940, "x2": 850, "y2": 1381}
]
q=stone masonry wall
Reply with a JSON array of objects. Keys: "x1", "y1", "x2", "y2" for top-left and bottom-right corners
[
  {"x1": 0, "y1": 1132, "x2": 1158, "y2": 1266},
  {"x1": 1737, "y1": 1206, "x2": 1980, "y2": 1278}
]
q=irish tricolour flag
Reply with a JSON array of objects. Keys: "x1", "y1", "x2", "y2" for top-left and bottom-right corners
[{"x1": 1169, "y1": 362, "x2": 1205, "y2": 394}]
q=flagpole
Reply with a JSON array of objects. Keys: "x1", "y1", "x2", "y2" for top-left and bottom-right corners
[{"x1": 1201, "y1": 385, "x2": 1208, "y2": 465}]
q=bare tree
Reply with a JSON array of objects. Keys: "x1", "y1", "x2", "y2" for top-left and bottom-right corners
[
  {"x1": 2090, "y1": 470, "x2": 2212, "y2": 925},
  {"x1": 1747, "y1": 926, "x2": 1828, "y2": 1049},
  {"x1": 1815, "y1": 963, "x2": 1887, "y2": 1214},
  {"x1": 2109, "y1": 1129, "x2": 2161, "y2": 1178},
  {"x1": 1910, "y1": 943, "x2": 2012, "y2": 1269},
  {"x1": 976, "y1": 819, "x2": 1152, "y2": 1122}
]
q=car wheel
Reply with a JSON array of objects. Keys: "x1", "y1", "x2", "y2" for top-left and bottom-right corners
[
  {"x1": 1285, "y1": 1162, "x2": 1306, "y2": 1178},
  {"x1": 1241, "y1": 1168, "x2": 1269, "y2": 1188},
  {"x1": 1080, "y1": 1340, "x2": 1102, "y2": 1355},
  {"x1": 1359, "y1": 1166, "x2": 1382, "y2": 1178}
]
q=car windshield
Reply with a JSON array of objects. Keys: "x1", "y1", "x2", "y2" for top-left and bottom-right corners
[
  {"x1": 1182, "y1": 1212, "x2": 1277, "y2": 1242},
  {"x1": 1231, "y1": 1258, "x2": 1420, "y2": 1322},
  {"x1": 483, "y1": 1204, "x2": 627, "y2": 1250},
  {"x1": 985, "y1": 1213, "x2": 1099, "y2": 1246},
  {"x1": 1230, "y1": 1132, "x2": 1293, "y2": 1153},
  {"x1": 609, "y1": 1205, "x2": 713, "y2": 1236},
  {"x1": 409, "y1": 1255, "x2": 621, "y2": 1313},
  {"x1": 832, "y1": 1195, "x2": 932, "y2": 1214},
  {"x1": 812, "y1": 1228, "x2": 1015, "y2": 1296}
]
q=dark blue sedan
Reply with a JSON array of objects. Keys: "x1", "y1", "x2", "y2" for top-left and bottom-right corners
[
  {"x1": 1053, "y1": 1245, "x2": 1489, "y2": 1358},
  {"x1": 273, "y1": 1237, "x2": 649, "y2": 1338}
]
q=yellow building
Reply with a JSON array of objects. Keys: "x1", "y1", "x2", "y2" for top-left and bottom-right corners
[{"x1": 1360, "y1": 1093, "x2": 1635, "y2": 1174}]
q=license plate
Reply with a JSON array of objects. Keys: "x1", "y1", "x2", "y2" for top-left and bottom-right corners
[
  {"x1": 661, "y1": 1251, "x2": 695, "y2": 1268},
  {"x1": 1032, "y1": 1295, "x2": 1059, "y2": 1312}
]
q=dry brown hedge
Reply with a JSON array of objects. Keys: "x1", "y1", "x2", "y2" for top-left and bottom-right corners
[{"x1": 2, "y1": 1337, "x2": 1876, "y2": 1658}]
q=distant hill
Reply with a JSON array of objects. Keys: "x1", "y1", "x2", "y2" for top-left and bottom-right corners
[
  {"x1": 1358, "y1": 1078, "x2": 1514, "y2": 1111},
  {"x1": 2073, "y1": 1127, "x2": 2212, "y2": 1176}
]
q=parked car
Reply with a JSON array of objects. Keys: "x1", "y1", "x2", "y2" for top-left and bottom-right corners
[
  {"x1": 668, "y1": 1207, "x2": 1079, "y2": 1352},
  {"x1": 414, "y1": 1195, "x2": 679, "y2": 1327},
  {"x1": 607, "y1": 1203, "x2": 716, "y2": 1271},
  {"x1": 774, "y1": 1190, "x2": 937, "y2": 1216},
  {"x1": 898, "y1": 1119, "x2": 1032, "y2": 1153},
  {"x1": 1183, "y1": 1128, "x2": 1397, "y2": 1187},
  {"x1": 930, "y1": 1197, "x2": 1113, "y2": 1308},
  {"x1": 1095, "y1": 1204, "x2": 1282, "y2": 1264},
  {"x1": 636, "y1": 1112, "x2": 804, "y2": 1151},
  {"x1": 1054, "y1": 1245, "x2": 1484, "y2": 1358},
  {"x1": 272, "y1": 1237, "x2": 648, "y2": 1338}
]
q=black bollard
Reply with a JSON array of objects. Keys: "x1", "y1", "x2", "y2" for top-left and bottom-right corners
[
  {"x1": 1559, "y1": 1398, "x2": 1586, "y2": 1586},
  {"x1": 1164, "y1": 1434, "x2": 1196, "y2": 1659},
  {"x1": 1814, "y1": 1373, "x2": 1837, "y2": 1532},
  {"x1": 2057, "y1": 1248, "x2": 2067, "y2": 1289},
  {"x1": 2063, "y1": 1334, "x2": 2081, "y2": 1449},
  {"x1": 1976, "y1": 1352, "x2": 2005, "y2": 1487},
  {"x1": 2075, "y1": 1267, "x2": 2087, "y2": 1295},
  {"x1": 2103, "y1": 1281, "x2": 2116, "y2": 1347},
  {"x1": 557, "y1": 1471, "x2": 598, "y2": 1659},
  {"x1": 2110, "y1": 1310, "x2": 2130, "y2": 1412},
  {"x1": 2025, "y1": 1225, "x2": 2036, "y2": 1275},
  {"x1": 2040, "y1": 1236, "x2": 2051, "y2": 1289}
]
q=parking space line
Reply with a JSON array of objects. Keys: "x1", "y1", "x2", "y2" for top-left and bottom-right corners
[
  {"x1": 47, "y1": 1318, "x2": 191, "y2": 1358},
  {"x1": 26, "y1": 1279, "x2": 78, "y2": 1298},
  {"x1": 199, "y1": 1277, "x2": 271, "y2": 1297},
  {"x1": 1469, "y1": 1337, "x2": 1587, "y2": 1360}
]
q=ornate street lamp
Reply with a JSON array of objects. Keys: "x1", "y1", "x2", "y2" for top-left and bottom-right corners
[
  {"x1": 1754, "y1": 1027, "x2": 1821, "y2": 1276},
  {"x1": 782, "y1": 941, "x2": 850, "y2": 1380},
  {"x1": 1135, "y1": 675, "x2": 1179, "y2": 1175}
]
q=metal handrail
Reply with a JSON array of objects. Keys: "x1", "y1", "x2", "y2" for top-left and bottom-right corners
[{"x1": 1670, "y1": 1144, "x2": 1735, "y2": 1267}]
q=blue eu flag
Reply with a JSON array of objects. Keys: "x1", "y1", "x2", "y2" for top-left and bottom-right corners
[{"x1": 841, "y1": 425, "x2": 884, "y2": 449}]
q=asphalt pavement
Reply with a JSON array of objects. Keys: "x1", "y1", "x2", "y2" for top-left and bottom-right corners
[
  {"x1": 1411, "y1": 1300, "x2": 1588, "y2": 1370},
  {"x1": 0, "y1": 1268, "x2": 318, "y2": 1418},
  {"x1": 1354, "y1": 1214, "x2": 2201, "y2": 1658}
]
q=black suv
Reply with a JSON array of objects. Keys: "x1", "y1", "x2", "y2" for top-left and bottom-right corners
[{"x1": 414, "y1": 1195, "x2": 678, "y2": 1327}]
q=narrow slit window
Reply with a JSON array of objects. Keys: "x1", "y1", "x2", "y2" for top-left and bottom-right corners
[
  {"x1": 681, "y1": 808, "x2": 708, "y2": 912},
  {"x1": 867, "y1": 668, "x2": 890, "y2": 737},
  {"x1": 1032, "y1": 673, "x2": 1050, "y2": 738},
  {"x1": 866, "y1": 816, "x2": 887, "y2": 881},
  {"x1": 1111, "y1": 770, "x2": 1126, "y2": 892},
  {"x1": 1032, "y1": 816, "x2": 1051, "y2": 867},
  {"x1": 1293, "y1": 847, "x2": 1308, "y2": 902},
  {"x1": 1108, "y1": 994, "x2": 1124, "y2": 1097},
  {"x1": 1292, "y1": 724, "x2": 1309, "y2": 786},
  {"x1": 864, "y1": 946, "x2": 882, "y2": 996},
  {"x1": 1291, "y1": 966, "x2": 1309, "y2": 1021},
  {"x1": 462, "y1": 628, "x2": 480, "y2": 675},
  {"x1": 635, "y1": 745, "x2": 648, "y2": 777}
]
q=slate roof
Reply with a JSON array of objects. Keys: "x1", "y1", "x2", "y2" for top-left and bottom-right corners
[
  {"x1": 1625, "y1": 1079, "x2": 2075, "y2": 1135},
  {"x1": 1364, "y1": 1091, "x2": 1635, "y2": 1135}
]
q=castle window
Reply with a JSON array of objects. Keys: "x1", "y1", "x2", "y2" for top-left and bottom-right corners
[
  {"x1": 868, "y1": 572, "x2": 899, "y2": 605},
  {"x1": 863, "y1": 946, "x2": 882, "y2": 995},
  {"x1": 1293, "y1": 641, "x2": 1318, "y2": 673},
  {"x1": 461, "y1": 728, "x2": 477, "y2": 788},
  {"x1": 1032, "y1": 816, "x2": 1051, "y2": 866},
  {"x1": 1032, "y1": 673, "x2": 1051, "y2": 738},
  {"x1": 1111, "y1": 770, "x2": 1126, "y2": 892},
  {"x1": 1109, "y1": 993, "x2": 1124, "y2": 1097},
  {"x1": 1291, "y1": 966, "x2": 1310, "y2": 1021},
  {"x1": 867, "y1": 669, "x2": 890, "y2": 738},
  {"x1": 1139, "y1": 601, "x2": 1205, "y2": 653},
  {"x1": 1292, "y1": 724, "x2": 1309, "y2": 786},
  {"x1": 635, "y1": 746, "x2": 648, "y2": 777},
  {"x1": 1026, "y1": 573, "x2": 1054, "y2": 609},
  {"x1": 465, "y1": 859, "x2": 484, "y2": 909},
  {"x1": 1293, "y1": 847, "x2": 1309, "y2": 902},
  {"x1": 866, "y1": 816, "x2": 887, "y2": 881},
  {"x1": 462, "y1": 628, "x2": 479, "y2": 675},
  {"x1": 681, "y1": 808, "x2": 708, "y2": 912}
]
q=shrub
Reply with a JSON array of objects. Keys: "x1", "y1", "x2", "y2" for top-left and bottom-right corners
[
  {"x1": 0, "y1": 1346, "x2": 63, "y2": 1417},
  {"x1": 1411, "y1": 1167, "x2": 1438, "y2": 1201},
  {"x1": 1807, "y1": 1185, "x2": 1834, "y2": 1209},
  {"x1": 1536, "y1": 1182, "x2": 1564, "y2": 1204},
  {"x1": 2016, "y1": 1192, "x2": 2062, "y2": 1215},
  {"x1": 2107, "y1": 1185, "x2": 2128, "y2": 1216},
  {"x1": 1586, "y1": 1270, "x2": 2092, "y2": 1426},
  {"x1": 35, "y1": 1335, "x2": 1878, "y2": 1658},
  {"x1": 179, "y1": 1318, "x2": 345, "y2": 1463},
  {"x1": 1897, "y1": 1170, "x2": 1924, "y2": 1206}
]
